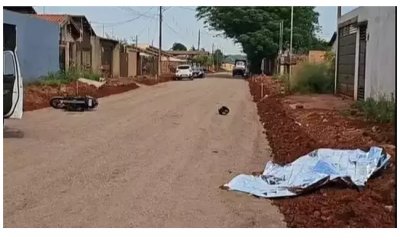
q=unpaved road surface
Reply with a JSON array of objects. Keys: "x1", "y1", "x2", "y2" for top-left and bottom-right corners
[{"x1": 4, "y1": 75, "x2": 285, "y2": 227}]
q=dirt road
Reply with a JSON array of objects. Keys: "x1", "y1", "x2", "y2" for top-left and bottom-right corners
[{"x1": 3, "y1": 75, "x2": 285, "y2": 227}]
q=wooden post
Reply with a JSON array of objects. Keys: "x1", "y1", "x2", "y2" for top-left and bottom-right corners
[{"x1": 261, "y1": 82, "x2": 264, "y2": 99}]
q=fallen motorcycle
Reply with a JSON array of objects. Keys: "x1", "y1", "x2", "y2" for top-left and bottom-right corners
[{"x1": 50, "y1": 95, "x2": 98, "y2": 112}]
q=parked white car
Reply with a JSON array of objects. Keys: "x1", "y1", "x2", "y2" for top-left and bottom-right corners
[{"x1": 175, "y1": 65, "x2": 193, "y2": 80}]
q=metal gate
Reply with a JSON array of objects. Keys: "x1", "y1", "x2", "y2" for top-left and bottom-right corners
[
  {"x1": 120, "y1": 52, "x2": 128, "y2": 77},
  {"x1": 101, "y1": 43, "x2": 113, "y2": 77},
  {"x1": 357, "y1": 24, "x2": 367, "y2": 100},
  {"x1": 337, "y1": 22, "x2": 357, "y2": 97}
]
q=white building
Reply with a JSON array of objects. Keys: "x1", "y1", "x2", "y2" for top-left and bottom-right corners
[{"x1": 332, "y1": 7, "x2": 395, "y2": 101}]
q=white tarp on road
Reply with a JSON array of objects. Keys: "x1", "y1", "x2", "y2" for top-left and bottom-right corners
[{"x1": 225, "y1": 147, "x2": 391, "y2": 198}]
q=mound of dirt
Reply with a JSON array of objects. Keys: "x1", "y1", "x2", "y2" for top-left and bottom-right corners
[
  {"x1": 134, "y1": 74, "x2": 174, "y2": 86},
  {"x1": 24, "y1": 79, "x2": 139, "y2": 112},
  {"x1": 247, "y1": 75, "x2": 396, "y2": 228}
]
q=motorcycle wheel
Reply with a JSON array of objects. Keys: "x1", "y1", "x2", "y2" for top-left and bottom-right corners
[{"x1": 49, "y1": 97, "x2": 64, "y2": 109}]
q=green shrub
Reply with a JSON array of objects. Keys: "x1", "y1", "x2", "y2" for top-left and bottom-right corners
[
  {"x1": 292, "y1": 62, "x2": 334, "y2": 94},
  {"x1": 41, "y1": 68, "x2": 101, "y2": 85},
  {"x1": 80, "y1": 70, "x2": 101, "y2": 81},
  {"x1": 354, "y1": 95, "x2": 395, "y2": 123}
]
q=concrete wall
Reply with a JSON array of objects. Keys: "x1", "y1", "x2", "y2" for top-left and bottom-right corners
[
  {"x1": 3, "y1": 10, "x2": 59, "y2": 84},
  {"x1": 90, "y1": 36, "x2": 101, "y2": 74},
  {"x1": 127, "y1": 50, "x2": 138, "y2": 77},
  {"x1": 308, "y1": 50, "x2": 326, "y2": 64},
  {"x1": 339, "y1": 7, "x2": 395, "y2": 100},
  {"x1": 112, "y1": 44, "x2": 120, "y2": 77}
]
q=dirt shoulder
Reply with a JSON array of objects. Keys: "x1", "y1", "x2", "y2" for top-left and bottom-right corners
[
  {"x1": 248, "y1": 75, "x2": 395, "y2": 228},
  {"x1": 23, "y1": 75, "x2": 175, "y2": 112}
]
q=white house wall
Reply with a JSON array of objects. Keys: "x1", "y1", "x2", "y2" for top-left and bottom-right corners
[{"x1": 339, "y1": 7, "x2": 395, "y2": 100}]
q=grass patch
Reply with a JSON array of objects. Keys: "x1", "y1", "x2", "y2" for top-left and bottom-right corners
[
  {"x1": 353, "y1": 96, "x2": 395, "y2": 123},
  {"x1": 41, "y1": 69, "x2": 101, "y2": 85},
  {"x1": 291, "y1": 62, "x2": 334, "y2": 94}
]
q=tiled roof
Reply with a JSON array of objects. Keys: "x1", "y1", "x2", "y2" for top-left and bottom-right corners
[{"x1": 35, "y1": 14, "x2": 67, "y2": 24}]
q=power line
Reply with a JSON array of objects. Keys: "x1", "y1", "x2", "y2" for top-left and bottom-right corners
[
  {"x1": 163, "y1": 20, "x2": 188, "y2": 43},
  {"x1": 118, "y1": 7, "x2": 157, "y2": 19},
  {"x1": 176, "y1": 6, "x2": 196, "y2": 12},
  {"x1": 90, "y1": 7, "x2": 155, "y2": 27}
]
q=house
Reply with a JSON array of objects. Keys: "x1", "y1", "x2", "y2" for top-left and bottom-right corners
[
  {"x1": 35, "y1": 14, "x2": 96, "y2": 72},
  {"x1": 3, "y1": 8, "x2": 59, "y2": 84},
  {"x1": 328, "y1": 32, "x2": 337, "y2": 52},
  {"x1": 137, "y1": 44, "x2": 186, "y2": 75},
  {"x1": 333, "y1": 7, "x2": 395, "y2": 101},
  {"x1": 3, "y1": 6, "x2": 37, "y2": 14},
  {"x1": 168, "y1": 50, "x2": 209, "y2": 61},
  {"x1": 119, "y1": 45, "x2": 139, "y2": 77},
  {"x1": 91, "y1": 36, "x2": 120, "y2": 77},
  {"x1": 161, "y1": 56, "x2": 187, "y2": 74}
]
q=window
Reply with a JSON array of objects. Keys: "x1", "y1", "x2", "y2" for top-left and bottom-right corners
[
  {"x1": 339, "y1": 23, "x2": 357, "y2": 37},
  {"x1": 178, "y1": 65, "x2": 190, "y2": 69},
  {"x1": 3, "y1": 52, "x2": 15, "y2": 76}
]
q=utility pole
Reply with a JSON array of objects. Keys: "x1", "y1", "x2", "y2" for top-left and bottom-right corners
[
  {"x1": 158, "y1": 6, "x2": 162, "y2": 78},
  {"x1": 135, "y1": 35, "x2": 138, "y2": 47},
  {"x1": 288, "y1": 6, "x2": 294, "y2": 89},
  {"x1": 211, "y1": 43, "x2": 215, "y2": 70},
  {"x1": 197, "y1": 30, "x2": 200, "y2": 51},
  {"x1": 102, "y1": 24, "x2": 105, "y2": 37},
  {"x1": 279, "y1": 20, "x2": 284, "y2": 75},
  {"x1": 216, "y1": 46, "x2": 218, "y2": 71},
  {"x1": 334, "y1": 6, "x2": 341, "y2": 94}
]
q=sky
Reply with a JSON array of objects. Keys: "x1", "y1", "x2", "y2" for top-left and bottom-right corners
[{"x1": 34, "y1": 6, "x2": 357, "y2": 55}]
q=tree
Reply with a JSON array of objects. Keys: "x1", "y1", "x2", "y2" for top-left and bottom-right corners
[
  {"x1": 310, "y1": 37, "x2": 330, "y2": 50},
  {"x1": 192, "y1": 54, "x2": 210, "y2": 66},
  {"x1": 213, "y1": 49, "x2": 224, "y2": 69},
  {"x1": 171, "y1": 42, "x2": 187, "y2": 51},
  {"x1": 196, "y1": 7, "x2": 321, "y2": 73},
  {"x1": 189, "y1": 45, "x2": 196, "y2": 51}
]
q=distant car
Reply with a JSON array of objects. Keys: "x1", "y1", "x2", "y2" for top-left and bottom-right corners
[
  {"x1": 192, "y1": 67, "x2": 205, "y2": 78},
  {"x1": 175, "y1": 65, "x2": 193, "y2": 80},
  {"x1": 232, "y1": 59, "x2": 248, "y2": 78}
]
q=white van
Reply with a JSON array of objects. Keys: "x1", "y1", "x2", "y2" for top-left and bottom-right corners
[{"x1": 3, "y1": 23, "x2": 23, "y2": 121}]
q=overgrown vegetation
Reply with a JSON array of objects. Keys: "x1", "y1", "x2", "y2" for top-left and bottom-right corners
[
  {"x1": 41, "y1": 69, "x2": 101, "y2": 85},
  {"x1": 196, "y1": 7, "x2": 325, "y2": 73},
  {"x1": 353, "y1": 96, "x2": 395, "y2": 123},
  {"x1": 272, "y1": 73, "x2": 290, "y2": 91},
  {"x1": 291, "y1": 62, "x2": 334, "y2": 93}
]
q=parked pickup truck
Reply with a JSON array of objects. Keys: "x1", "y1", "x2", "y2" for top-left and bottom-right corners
[
  {"x1": 3, "y1": 23, "x2": 23, "y2": 121},
  {"x1": 232, "y1": 59, "x2": 248, "y2": 78}
]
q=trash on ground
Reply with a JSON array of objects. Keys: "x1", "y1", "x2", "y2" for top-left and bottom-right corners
[
  {"x1": 50, "y1": 95, "x2": 98, "y2": 112},
  {"x1": 78, "y1": 78, "x2": 106, "y2": 88},
  {"x1": 218, "y1": 106, "x2": 230, "y2": 115},
  {"x1": 223, "y1": 147, "x2": 391, "y2": 198}
]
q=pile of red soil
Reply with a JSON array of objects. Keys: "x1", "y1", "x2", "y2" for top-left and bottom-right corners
[
  {"x1": 247, "y1": 75, "x2": 396, "y2": 228},
  {"x1": 24, "y1": 79, "x2": 139, "y2": 112},
  {"x1": 134, "y1": 74, "x2": 174, "y2": 86}
]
